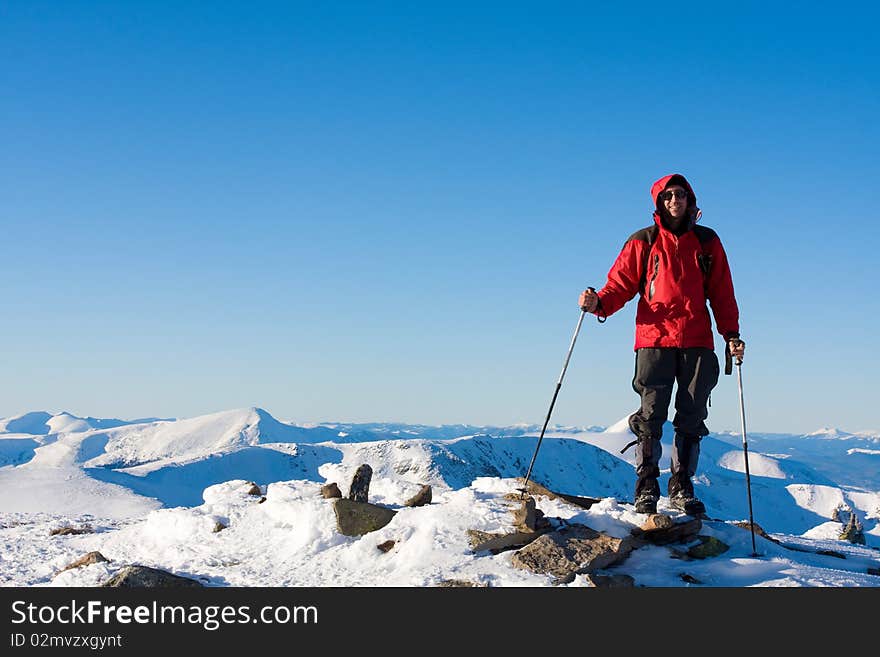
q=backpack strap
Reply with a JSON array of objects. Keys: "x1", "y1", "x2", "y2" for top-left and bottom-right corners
[
  {"x1": 631, "y1": 223, "x2": 717, "y2": 298},
  {"x1": 692, "y1": 225, "x2": 717, "y2": 291},
  {"x1": 627, "y1": 225, "x2": 658, "y2": 295}
]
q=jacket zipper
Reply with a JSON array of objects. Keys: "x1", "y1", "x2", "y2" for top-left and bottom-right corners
[{"x1": 648, "y1": 254, "x2": 660, "y2": 300}]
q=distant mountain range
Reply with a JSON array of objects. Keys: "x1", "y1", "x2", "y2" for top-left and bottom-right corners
[{"x1": 1, "y1": 408, "x2": 878, "y2": 541}]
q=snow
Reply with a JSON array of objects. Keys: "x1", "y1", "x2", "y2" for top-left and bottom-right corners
[{"x1": 2, "y1": 408, "x2": 880, "y2": 587}]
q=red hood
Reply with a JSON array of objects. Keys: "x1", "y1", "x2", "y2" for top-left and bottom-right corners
[{"x1": 650, "y1": 173, "x2": 696, "y2": 207}]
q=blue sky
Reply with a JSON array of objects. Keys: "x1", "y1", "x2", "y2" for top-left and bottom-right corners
[{"x1": 1, "y1": 1, "x2": 877, "y2": 433}]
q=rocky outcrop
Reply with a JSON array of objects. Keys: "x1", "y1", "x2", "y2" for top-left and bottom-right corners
[
  {"x1": 404, "y1": 485, "x2": 432, "y2": 507},
  {"x1": 511, "y1": 523, "x2": 636, "y2": 584},
  {"x1": 348, "y1": 464, "x2": 372, "y2": 503},
  {"x1": 245, "y1": 482, "x2": 261, "y2": 496},
  {"x1": 377, "y1": 540, "x2": 396, "y2": 553},
  {"x1": 100, "y1": 565, "x2": 203, "y2": 588},
  {"x1": 333, "y1": 498, "x2": 396, "y2": 536}
]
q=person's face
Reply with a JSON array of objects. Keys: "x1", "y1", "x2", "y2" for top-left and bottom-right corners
[{"x1": 661, "y1": 185, "x2": 688, "y2": 219}]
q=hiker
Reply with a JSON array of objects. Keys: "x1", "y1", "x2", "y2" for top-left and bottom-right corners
[{"x1": 578, "y1": 173, "x2": 745, "y2": 515}]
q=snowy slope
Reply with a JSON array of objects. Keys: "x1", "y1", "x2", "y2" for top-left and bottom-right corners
[{"x1": 2, "y1": 408, "x2": 880, "y2": 587}]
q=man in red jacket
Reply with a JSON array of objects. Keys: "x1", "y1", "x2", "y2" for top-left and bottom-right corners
[{"x1": 579, "y1": 173, "x2": 745, "y2": 515}]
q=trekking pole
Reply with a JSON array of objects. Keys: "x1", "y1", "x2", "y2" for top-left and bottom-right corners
[
  {"x1": 519, "y1": 292, "x2": 598, "y2": 498},
  {"x1": 735, "y1": 354, "x2": 758, "y2": 557}
]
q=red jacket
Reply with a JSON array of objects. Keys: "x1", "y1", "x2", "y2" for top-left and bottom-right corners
[{"x1": 595, "y1": 174, "x2": 739, "y2": 350}]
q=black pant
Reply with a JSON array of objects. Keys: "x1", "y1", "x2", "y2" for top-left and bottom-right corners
[{"x1": 628, "y1": 347, "x2": 720, "y2": 498}]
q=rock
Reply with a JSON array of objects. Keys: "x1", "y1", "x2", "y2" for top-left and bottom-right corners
[
  {"x1": 58, "y1": 551, "x2": 109, "y2": 574},
  {"x1": 687, "y1": 535, "x2": 730, "y2": 559},
  {"x1": 816, "y1": 549, "x2": 846, "y2": 559},
  {"x1": 867, "y1": 567, "x2": 880, "y2": 576},
  {"x1": 348, "y1": 464, "x2": 373, "y2": 503},
  {"x1": 212, "y1": 521, "x2": 227, "y2": 533},
  {"x1": 333, "y1": 498, "x2": 396, "y2": 536},
  {"x1": 100, "y1": 565, "x2": 203, "y2": 588},
  {"x1": 467, "y1": 529, "x2": 547, "y2": 554},
  {"x1": 50, "y1": 525, "x2": 94, "y2": 536},
  {"x1": 245, "y1": 482, "x2": 261, "y2": 496},
  {"x1": 404, "y1": 485, "x2": 432, "y2": 507},
  {"x1": 258, "y1": 496, "x2": 267, "y2": 504},
  {"x1": 437, "y1": 579, "x2": 486, "y2": 587},
  {"x1": 509, "y1": 479, "x2": 600, "y2": 510},
  {"x1": 668, "y1": 548, "x2": 693, "y2": 561},
  {"x1": 377, "y1": 540, "x2": 396, "y2": 553},
  {"x1": 321, "y1": 483, "x2": 342, "y2": 499},
  {"x1": 639, "y1": 514, "x2": 674, "y2": 531},
  {"x1": 511, "y1": 523, "x2": 636, "y2": 584},
  {"x1": 839, "y1": 513, "x2": 866, "y2": 545},
  {"x1": 631, "y1": 517, "x2": 702, "y2": 546},
  {"x1": 680, "y1": 573, "x2": 702, "y2": 584},
  {"x1": 731, "y1": 521, "x2": 779, "y2": 544},
  {"x1": 512, "y1": 497, "x2": 537, "y2": 531},
  {"x1": 581, "y1": 573, "x2": 635, "y2": 588}
]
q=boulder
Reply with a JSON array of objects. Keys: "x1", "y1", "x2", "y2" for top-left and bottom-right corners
[
  {"x1": 512, "y1": 497, "x2": 537, "y2": 531},
  {"x1": 377, "y1": 540, "x2": 396, "y2": 553},
  {"x1": 437, "y1": 579, "x2": 487, "y2": 587},
  {"x1": 687, "y1": 535, "x2": 730, "y2": 559},
  {"x1": 58, "y1": 551, "x2": 109, "y2": 574},
  {"x1": 512, "y1": 523, "x2": 636, "y2": 584},
  {"x1": 245, "y1": 482, "x2": 261, "y2": 496},
  {"x1": 100, "y1": 565, "x2": 203, "y2": 588},
  {"x1": 348, "y1": 464, "x2": 373, "y2": 503},
  {"x1": 404, "y1": 485, "x2": 432, "y2": 507},
  {"x1": 467, "y1": 529, "x2": 547, "y2": 554},
  {"x1": 631, "y1": 517, "x2": 702, "y2": 546},
  {"x1": 581, "y1": 573, "x2": 635, "y2": 588},
  {"x1": 333, "y1": 498, "x2": 396, "y2": 536},
  {"x1": 639, "y1": 514, "x2": 674, "y2": 531},
  {"x1": 321, "y1": 483, "x2": 342, "y2": 499},
  {"x1": 50, "y1": 525, "x2": 94, "y2": 536},
  {"x1": 839, "y1": 513, "x2": 866, "y2": 545}
]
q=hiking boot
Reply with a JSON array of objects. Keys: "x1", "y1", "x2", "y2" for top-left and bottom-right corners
[
  {"x1": 634, "y1": 493, "x2": 658, "y2": 514},
  {"x1": 670, "y1": 491, "x2": 706, "y2": 516},
  {"x1": 634, "y1": 476, "x2": 660, "y2": 514}
]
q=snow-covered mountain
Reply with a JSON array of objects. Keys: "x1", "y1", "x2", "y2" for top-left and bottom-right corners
[
  {"x1": 0, "y1": 410, "x2": 168, "y2": 436},
  {"x1": 2, "y1": 408, "x2": 879, "y2": 587}
]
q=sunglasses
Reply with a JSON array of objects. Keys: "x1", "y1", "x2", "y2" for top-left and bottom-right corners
[{"x1": 660, "y1": 189, "x2": 688, "y2": 201}]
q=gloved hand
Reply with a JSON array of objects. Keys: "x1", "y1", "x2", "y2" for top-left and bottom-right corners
[
  {"x1": 728, "y1": 337, "x2": 746, "y2": 364},
  {"x1": 579, "y1": 287, "x2": 599, "y2": 313}
]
